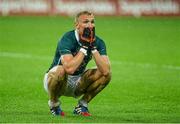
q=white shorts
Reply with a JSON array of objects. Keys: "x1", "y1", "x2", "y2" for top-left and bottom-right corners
[{"x1": 43, "y1": 66, "x2": 81, "y2": 98}]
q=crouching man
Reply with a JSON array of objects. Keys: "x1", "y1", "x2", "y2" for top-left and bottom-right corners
[{"x1": 43, "y1": 11, "x2": 111, "y2": 116}]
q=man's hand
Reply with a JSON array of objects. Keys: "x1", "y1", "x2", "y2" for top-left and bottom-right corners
[
  {"x1": 81, "y1": 27, "x2": 95, "y2": 42},
  {"x1": 90, "y1": 41, "x2": 97, "y2": 51},
  {"x1": 79, "y1": 27, "x2": 96, "y2": 50},
  {"x1": 80, "y1": 40, "x2": 90, "y2": 50}
]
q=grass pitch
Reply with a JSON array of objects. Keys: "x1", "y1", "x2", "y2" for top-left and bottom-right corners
[{"x1": 0, "y1": 16, "x2": 180, "y2": 123}]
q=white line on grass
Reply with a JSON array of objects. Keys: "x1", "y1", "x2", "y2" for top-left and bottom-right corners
[
  {"x1": 1, "y1": 51, "x2": 180, "y2": 70},
  {"x1": 111, "y1": 61, "x2": 180, "y2": 70},
  {"x1": 0, "y1": 51, "x2": 51, "y2": 60}
]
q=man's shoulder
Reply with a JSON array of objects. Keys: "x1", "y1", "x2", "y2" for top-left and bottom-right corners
[
  {"x1": 95, "y1": 35, "x2": 107, "y2": 55},
  {"x1": 58, "y1": 30, "x2": 76, "y2": 44},
  {"x1": 62, "y1": 30, "x2": 75, "y2": 39},
  {"x1": 64, "y1": 30, "x2": 74, "y2": 36}
]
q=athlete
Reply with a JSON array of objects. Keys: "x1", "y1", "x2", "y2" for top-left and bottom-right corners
[{"x1": 43, "y1": 11, "x2": 111, "y2": 116}]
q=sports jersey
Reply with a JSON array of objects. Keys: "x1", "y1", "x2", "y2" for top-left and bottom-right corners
[{"x1": 47, "y1": 30, "x2": 107, "y2": 75}]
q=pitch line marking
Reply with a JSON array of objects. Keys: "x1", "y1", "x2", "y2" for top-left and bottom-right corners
[
  {"x1": 0, "y1": 51, "x2": 51, "y2": 60},
  {"x1": 0, "y1": 51, "x2": 180, "y2": 70},
  {"x1": 111, "y1": 61, "x2": 180, "y2": 71}
]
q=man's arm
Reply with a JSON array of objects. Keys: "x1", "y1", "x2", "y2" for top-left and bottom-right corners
[
  {"x1": 92, "y1": 51, "x2": 111, "y2": 76},
  {"x1": 61, "y1": 51, "x2": 85, "y2": 75}
]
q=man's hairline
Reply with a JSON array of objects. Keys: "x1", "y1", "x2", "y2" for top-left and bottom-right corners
[{"x1": 75, "y1": 13, "x2": 95, "y2": 23}]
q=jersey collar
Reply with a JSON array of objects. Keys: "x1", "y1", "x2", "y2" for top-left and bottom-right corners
[
  {"x1": 75, "y1": 29, "x2": 79, "y2": 42},
  {"x1": 75, "y1": 29, "x2": 82, "y2": 46}
]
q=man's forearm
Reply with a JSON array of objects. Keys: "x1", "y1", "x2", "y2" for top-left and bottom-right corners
[
  {"x1": 92, "y1": 51, "x2": 110, "y2": 76},
  {"x1": 62, "y1": 52, "x2": 85, "y2": 74}
]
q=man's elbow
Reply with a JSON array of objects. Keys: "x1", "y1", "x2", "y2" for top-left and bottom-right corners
[{"x1": 102, "y1": 68, "x2": 111, "y2": 77}]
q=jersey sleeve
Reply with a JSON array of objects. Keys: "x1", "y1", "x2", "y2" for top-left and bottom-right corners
[
  {"x1": 97, "y1": 39, "x2": 107, "y2": 55},
  {"x1": 59, "y1": 36, "x2": 73, "y2": 55}
]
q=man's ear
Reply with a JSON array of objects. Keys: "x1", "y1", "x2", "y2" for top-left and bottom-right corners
[{"x1": 75, "y1": 22, "x2": 79, "y2": 29}]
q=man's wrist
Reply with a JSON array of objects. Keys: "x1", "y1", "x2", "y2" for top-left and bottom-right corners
[{"x1": 80, "y1": 48, "x2": 87, "y2": 56}]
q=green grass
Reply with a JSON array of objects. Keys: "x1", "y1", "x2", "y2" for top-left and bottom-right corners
[{"x1": 0, "y1": 16, "x2": 180, "y2": 123}]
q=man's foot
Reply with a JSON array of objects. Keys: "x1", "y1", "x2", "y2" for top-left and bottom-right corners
[
  {"x1": 50, "y1": 106, "x2": 65, "y2": 116},
  {"x1": 73, "y1": 105, "x2": 91, "y2": 116}
]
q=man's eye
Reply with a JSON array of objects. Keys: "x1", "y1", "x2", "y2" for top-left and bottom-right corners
[
  {"x1": 91, "y1": 20, "x2": 95, "y2": 23},
  {"x1": 83, "y1": 20, "x2": 89, "y2": 23}
]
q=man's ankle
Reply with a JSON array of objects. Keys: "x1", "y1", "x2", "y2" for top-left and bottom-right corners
[
  {"x1": 78, "y1": 99, "x2": 88, "y2": 108},
  {"x1": 48, "y1": 100, "x2": 60, "y2": 108}
]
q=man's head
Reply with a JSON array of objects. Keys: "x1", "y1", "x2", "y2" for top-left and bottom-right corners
[
  {"x1": 75, "y1": 11, "x2": 95, "y2": 31},
  {"x1": 75, "y1": 11, "x2": 95, "y2": 42}
]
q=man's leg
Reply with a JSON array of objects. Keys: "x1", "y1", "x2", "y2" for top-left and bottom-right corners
[
  {"x1": 74, "y1": 68, "x2": 111, "y2": 115},
  {"x1": 45, "y1": 65, "x2": 67, "y2": 116}
]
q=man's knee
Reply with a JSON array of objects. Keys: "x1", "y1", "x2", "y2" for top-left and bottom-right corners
[
  {"x1": 48, "y1": 66, "x2": 66, "y2": 81},
  {"x1": 106, "y1": 72, "x2": 112, "y2": 83},
  {"x1": 83, "y1": 69, "x2": 111, "y2": 84},
  {"x1": 84, "y1": 69, "x2": 103, "y2": 82}
]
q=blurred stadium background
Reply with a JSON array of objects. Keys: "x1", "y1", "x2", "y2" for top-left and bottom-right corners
[
  {"x1": 0, "y1": 0, "x2": 180, "y2": 16},
  {"x1": 0, "y1": 0, "x2": 180, "y2": 123}
]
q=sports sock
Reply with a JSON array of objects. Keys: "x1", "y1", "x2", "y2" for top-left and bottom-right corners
[
  {"x1": 48, "y1": 100, "x2": 60, "y2": 108},
  {"x1": 78, "y1": 99, "x2": 88, "y2": 108}
]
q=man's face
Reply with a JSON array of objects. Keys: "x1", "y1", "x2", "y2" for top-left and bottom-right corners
[{"x1": 76, "y1": 14, "x2": 95, "y2": 35}]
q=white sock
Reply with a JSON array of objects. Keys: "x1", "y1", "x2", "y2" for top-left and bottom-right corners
[
  {"x1": 48, "y1": 100, "x2": 60, "y2": 108},
  {"x1": 78, "y1": 99, "x2": 88, "y2": 108}
]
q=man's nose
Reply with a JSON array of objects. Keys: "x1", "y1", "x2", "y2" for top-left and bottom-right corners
[{"x1": 87, "y1": 22, "x2": 94, "y2": 28}]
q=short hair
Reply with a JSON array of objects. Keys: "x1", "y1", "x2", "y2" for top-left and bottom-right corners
[{"x1": 75, "y1": 11, "x2": 94, "y2": 23}]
